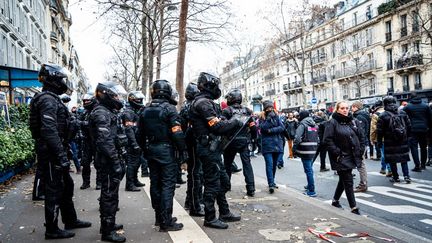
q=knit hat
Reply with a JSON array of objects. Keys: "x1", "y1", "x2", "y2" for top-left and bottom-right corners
[
  {"x1": 298, "y1": 110, "x2": 310, "y2": 121},
  {"x1": 262, "y1": 100, "x2": 273, "y2": 110},
  {"x1": 351, "y1": 101, "x2": 363, "y2": 110}
]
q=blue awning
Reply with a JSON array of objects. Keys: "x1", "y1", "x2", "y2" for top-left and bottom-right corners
[{"x1": 0, "y1": 66, "x2": 41, "y2": 88}]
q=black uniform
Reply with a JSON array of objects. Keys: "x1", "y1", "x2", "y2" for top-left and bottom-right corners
[
  {"x1": 180, "y1": 99, "x2": 204, "y2": 215},
  {"x1": 79, "y1": 107, "x2": 100, "y2": 189},
  {"x1": 121, "y1": 105, "x2": 144, "y2": 190},
  {"x1": 189, "y1": 92, "x2": 241, "y2": 225},
  {"x1": 222, "y1": 104, "x2": 256, "y2": 195},
  {"x1": 90, "y1": 104, "x2": 126, "y2": 237},
  {"x1": 137, "y1": 98, "x2": 187, "y2": 230}
]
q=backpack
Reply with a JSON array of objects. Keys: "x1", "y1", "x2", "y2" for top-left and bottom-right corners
[{"x1": 388, "y1": 112, "x2": 407, "y2": 140}]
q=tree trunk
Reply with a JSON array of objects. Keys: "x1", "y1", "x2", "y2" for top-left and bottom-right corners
[
  {"x1": 141, "y1": 0, "x2": 149, "y2": 100},
  {"x1": 175, "y1": 0, "x2": 189, "y2": 108},
  {"x1": 242, "y1": 78, "x2": 248, "y2": 104},
  {"x1": 148, "y1": 7, "x2": 157, "y2": 86},
  {"x1": 156, "y1": 0, "x2": 164, "y2": 80}
]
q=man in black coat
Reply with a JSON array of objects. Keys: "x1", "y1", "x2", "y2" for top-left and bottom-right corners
[
  {"x1": 30, "y1": 64, "x2": 91, "y2": 239},
  {"x1": 90, "y1": 82, "x2": 128, "y2": 242},
  {"x1": 189, "y1": 72, "x2": 242, "y2": 229},
  {"x1": 403, "y1": 93, "x2": 432, "y2": 171}
]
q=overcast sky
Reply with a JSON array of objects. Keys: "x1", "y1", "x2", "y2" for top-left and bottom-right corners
[{"x1": 69, "y1": 0, "x2": 335, "y2": 90}]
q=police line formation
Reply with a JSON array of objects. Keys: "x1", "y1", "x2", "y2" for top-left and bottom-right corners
[{"x1": 29, "y1": 63, "x2": 432, "y2": 242}]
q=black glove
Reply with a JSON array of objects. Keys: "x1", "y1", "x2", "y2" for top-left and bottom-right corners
[
  {"x1": 113, "y1": 161, "x2": 125, "y2": 178},
  {"x1": 59, "y1": 156, "x2": 71, "y2": 171}
]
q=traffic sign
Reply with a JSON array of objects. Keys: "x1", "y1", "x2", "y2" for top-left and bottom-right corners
[{"x1": 311, "y1": 97, "x2": 317, "y2": 104}]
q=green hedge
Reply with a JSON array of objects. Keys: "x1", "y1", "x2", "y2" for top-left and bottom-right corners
[
  {"x1": 0, "y1": 105, "x2": 35, "y2": 172},
  {"x1": 378, "y1": 0, "x2": 413, "y2": 15}
]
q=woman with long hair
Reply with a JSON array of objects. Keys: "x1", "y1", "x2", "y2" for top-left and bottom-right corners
[{"x1": 323, "y1": 101, "x2": 365, "y2": 215}]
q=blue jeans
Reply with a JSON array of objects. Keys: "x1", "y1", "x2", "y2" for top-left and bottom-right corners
[
  {"x1": 301, "y1": 159, "x2": 315, "y2": 193},
  {"x1": 277, "y1": 141, "x2": 286, "y2": 166},
  {"x1": 381, "y1": 146, "x2": 390, "y2": 171},
  {"x1": 70, "y1": 141, "x2": 80, "y2": 169},
  {"x1": 263, "y1": 152, "x2": 282, "y2": 187},
  {"x1": 389, "y1": 162, "x2": 409, "y2": 178}
]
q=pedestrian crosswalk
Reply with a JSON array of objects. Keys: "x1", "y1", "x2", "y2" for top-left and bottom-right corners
[{"x1": 350, "y1": 173, "x2": 432, "y2": 226}]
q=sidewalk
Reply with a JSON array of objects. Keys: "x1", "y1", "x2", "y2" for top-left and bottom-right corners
[{"x1": 0, "y1": 166, "x2": 430, "y2": 243}]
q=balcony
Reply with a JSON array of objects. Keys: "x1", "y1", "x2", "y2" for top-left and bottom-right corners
[
  {"x1": 311, "y1": 75, "x2": 327, "y2": 84},
  {"x1": 395, "y1": 54, "x2": 423, "y2": 74},
  {"x1": 334, "y1": 60, "x2": 377, "y2": 80},
  {"x1": 400, "y1": 27, "x2": 407, "y2": 37},
  {"x1": 265, "y1": 89, "x2": 276, "y2": 96},
  {"x1": 311, "y1": 53, "x2": 327, "y2": 66},
  {"x1": 283, "y1": 84, "x2": 290, "y2": 91},
  {"x1": 385, "y1": 32, "x2": 392, "y2": 42},
  {"x1": 412, "y1": 24, "x2": 419, "y2": 33},
  {"x1": 264, "y1": 73, "x2": 275, "y2": 81}
]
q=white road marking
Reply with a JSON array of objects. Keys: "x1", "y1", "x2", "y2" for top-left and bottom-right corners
[
  {"x1": 369, "y1": 172, "x2": 432, "y2": 185},
  {"x1": 367, "y1": 186, "x2": 432, "y2": 208},
  {"x1": 139, "y1": 177, "x2": 213, "y2": 243},
  {"x1": 420, "y1": 219, "x2": 432, "y2": 226},
  {"x1": 392, "y1": 183, "x2": 432, "y2": 193}
]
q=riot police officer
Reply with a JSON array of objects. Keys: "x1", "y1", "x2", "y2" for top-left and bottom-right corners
[
  {"x1": 29, "y1": 63, "x2": 91, "y2": 239},
  {"x1": 189, "y1": 72, "x2": 242, "y2": 229},
  {"x1": 180, "y1": 82, "x2": 205, "y2": 216},
  {"x1": 222, "y1": 89, "x2": 256, "y2": 197},
  {"x1": 90, "y1": 81, "x2": 127, "y2": 242},
  {"x1": 79, "y1": 92, "x2": 100, "y2": 190},
  {"x1": 137, "y1": 80, "x2": 187, "y2": 232},
  {"x1": 121, "y1": 91, "x2": 146, "y2": 191}
]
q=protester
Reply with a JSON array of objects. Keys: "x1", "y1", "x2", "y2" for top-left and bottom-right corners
[
  {"x1": 403, "y1": 93, "x2": 431, "y2": 171},
  {"x1": 324, "y1": 101, "x2": 365, "y2": 215},
  {"x1": 259, "y1": 100, "x2": 285, "y2": 194},
  {"x1": 377, "y1": 96, "x2": 412, "y2": 183},
  {"x1": 370, "y1": 100, "x2": 390, "y2": 176},
  {"x1": 285, "y1": 112, "x2": 298, "y2": 159},
  {"x1": 312, "y1": 111, "x2": 329, "y2": 171},
  {"x1": 351, "y1": 101, "x2": 370, "y2": 192},
  {"x1": 293, "y1": 110, "x2": 319, "y2": 197}
]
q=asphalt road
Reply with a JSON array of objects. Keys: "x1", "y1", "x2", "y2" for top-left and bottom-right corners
[{"x1": 247, "y1": 147, "x2": 432, "y2": 240}]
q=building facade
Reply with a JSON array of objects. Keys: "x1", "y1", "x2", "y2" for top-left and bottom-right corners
[
  {"x1": 0, "y1": 0, "x2": 89, "y2": 104},
  {"x1": 220, "y1": 0, "x2": 432, "y2": 111}
]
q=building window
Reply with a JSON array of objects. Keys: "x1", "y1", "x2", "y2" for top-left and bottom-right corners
[
  {"x1": 402, "y1": 44, "x2": 408, "y2": 55},
  {"x1": 385, "y1": 21, "x2": 392, "y2": 42},
  {"x1": 341, "y1": 84, "x2": 349, "y2": 100},
  {"x1": 369, "y1": 78, "x2": 376, "y2": 95},
  {"x1": 386, "y1": 48, "x2": 393, "y2": 70},
  {"x1": 352, "y1": 34, "x2": 359, "y2": 51},
  {"x1": 388, "y1": 77, "x2": 394, "y2": 93},
  {"x1": 366, "y1": 28, "x2": 373, "y2": 46},
  {"x1": 414, "y1": 73, "x2": 422, "y2": 89},
  {"x1": 414, "y1": 40, "x2": 420, "y2": 53},
  {"x1": 341, "y1": 39, "x2": 346, "y2": 55},
  {"x1": 353, "y1": 12, "x2": 358, "y2": 26},
  {"x1": 331, "y1": 43, "x2": 336, "y2": 58},
  {"x1": 400, "y1": 14, "x2": 407, "y2": 37},
  {"x1": 412, "y1": 11, "x2": 419, "y2": 32},
  {"x1": 402, "y1": 75, "x2": 409, "y2": 92}
]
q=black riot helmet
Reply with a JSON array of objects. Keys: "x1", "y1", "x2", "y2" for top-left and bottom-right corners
[
  {"x1": 185, "y1": 82, "x2": 199, "y2": 101},
  {"x1": 197, "y1": 72, "x2": 221, "y2": 100},
  {"x1": 150, "y1": 79, "x2": 172, "y2": 100},
  {"x1": 128, "y1": 91, "x2": 145, "y2": 110},
  {"x1": 59, "y1": 94, "x2": 71, "y2": 103},
  {"x1": 38, "y1": 63, "x2": 71, "y2": 95},
  {"x1": 226, "y1": 89, "x2": 242, "y2": 106},
  {"x1": 170, "y1": 89, "x2": 179, "y2": 105},
  {"x1": 95, "y1": 81, "x2": 127, "y2": 111},
  {"x1": 383, "y1": 96, "x2": 397, "y2": 106},
  {"x1": 82, "y1": 92, "x2": 97, "y2": 110}
]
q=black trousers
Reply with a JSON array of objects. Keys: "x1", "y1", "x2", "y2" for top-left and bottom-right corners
[
  {"x1": 140, "y1": 155, "x2": 149, "y2": 175},
  {"x1": 98, "y1": 154, "x2": 124, "y2": 233},
  {"x1": 223, "y1": 139, "x2": 255, "y2": 193},
  {"x1": 197, "y1": 143, "x2": 230, "y2": 221},
  {"x1": 32, "y1": 154, "x2": 45, "y2": 199},
  {"x1": 81, "y1": 141, "x2": 95, "y2": 186},
  {"x1": 333, "y1": 169, "x2": 356, "y2": 209},
  {"x1": 409, "y1": 132, "x2": 428, "y2": 168},
  {"x1": 313, "y1": 144, "x2": 327, "y2": 169},
  {"x1": 148, "y1": 159, "x2": 177, "y2": 227},
  {"x1": 185, "y1": 139, "x2": 203, "y2": 212},
  {"x1": 125, "y1": 148, "x2": 141, "y2": 188}
]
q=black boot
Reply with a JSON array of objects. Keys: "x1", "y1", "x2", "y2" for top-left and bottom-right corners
[
  {"x1": 96, "y1": 184, "x2": 102, "y2": 190},
  {"x1": 189, "y1": 209, "x2": 205, "y2": 217},
  {"x1": 125, "y1": 185, "x2": 141, "y2": 192},
  {"x1": 134, "y1": 181, "x2": 145, "y2": 187},
  {"x1": 80, "y1": 183, "x2": 90, "y2": 190},
  {"x1": 203, "y1": 219, "x2": 228, "y2": 229},
  {"x1": 219, "y1": 212, "x2": 241, "y2": 222},
  {"x1": 65, "y1": 219, "x2": 92, "y2": 230},
  {"x1": 155, "y1": 217, "x2": 177, "y2": 226},
  {"x1": 32, "y1": 195, "x2": 45, "y2": 201},
  {"x1": 159, "y1": 222, "x2": 184, "y2": 232},
  {"x1": 45, "y1": 228, "x2": 75, "y2": 239},
  {"x1": 101, "y1": 220, "x2": 126, "y2": 242},
  {"x1": 100, "y1": 224, "x2": 124, "y2": 234}
]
